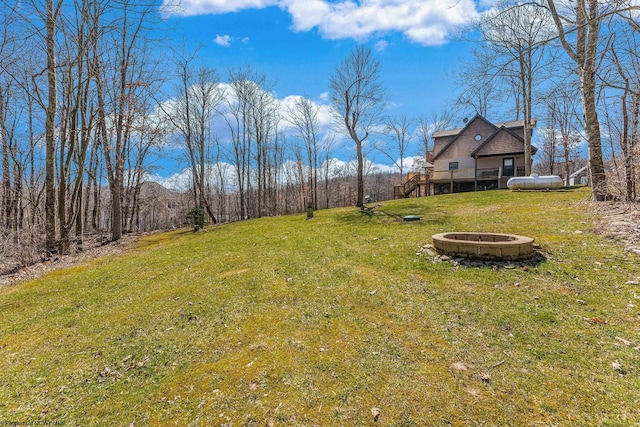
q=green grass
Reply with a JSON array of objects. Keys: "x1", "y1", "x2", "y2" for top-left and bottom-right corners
[{"x1": 2, "y1": 188, "x2": 640, "y2": 426}]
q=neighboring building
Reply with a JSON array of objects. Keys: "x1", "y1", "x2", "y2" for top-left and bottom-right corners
[
  {"x1": 137, "y1": 181, "x2": 182, "y2": 231},
  {"x1": 428, "y1": 115, "x2": 537, "y2": 195},
  {"x1": 569, "y1": 165, "x2": 589, "y2": 186}
]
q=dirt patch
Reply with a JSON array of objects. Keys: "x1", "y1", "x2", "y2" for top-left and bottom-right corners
[{"x1": 0, "y1": 234, "x2": 139, "y2": 289}]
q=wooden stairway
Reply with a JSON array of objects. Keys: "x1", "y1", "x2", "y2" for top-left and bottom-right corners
[{"x1": 394, "y1": 172, "x2": 429, "y2": 199}]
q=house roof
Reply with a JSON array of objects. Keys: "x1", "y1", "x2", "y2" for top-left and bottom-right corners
[
  {"x1": 432, "y1": 118, "x2": 537, "y2": 139},
  {"x1": 471, "y1": 125, "x2": 537, "y2": 157},
  {"x1": 432, "y1": 128, "x2": 462, "y2": 138},
  {"x1": 494, "y1": 118, "x2": 538, "y2": 129},
  {"x1": 569, "y1": 165, "x2": 588, "y2": 178},
  {"x1": 432, "y1": 115, "x2": 537, "y2": 161},
  {"x1": 432, "y1": 115, "x2": 497, "y2": 161},
  {"x1": 423, "y1": 161, "x2": 434, "y2": 169}
]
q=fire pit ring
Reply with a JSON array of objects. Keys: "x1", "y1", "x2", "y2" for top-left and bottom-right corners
[{"x1": 432, "y1": 232, "x2": 534, "y2": 261}]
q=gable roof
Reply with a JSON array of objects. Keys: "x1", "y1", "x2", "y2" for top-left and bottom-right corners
[
  {"x1": 569, "y1": 165, "x2": 588, "y2": 178},
  {"x1": 432, "y1": 114, "x2": 497, "y2": 160},
  {"x1": 432, "y1": 118, "x2": 537, "y2": 139},
  {"x1": 432, "y1": 127, "x2": 462, "y2": 138},
  {"x1": 471, "y1": 125, "x2": 538, "y2": 157},
  {"x1": 432, "y1": 115, "x2": 536, "y2": 160},
  {"x1": 494, "y1": 119, "x2": 538, "y2": 129}
]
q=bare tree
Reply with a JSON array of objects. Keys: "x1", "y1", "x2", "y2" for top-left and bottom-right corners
[
  {"x1": 224, "y1": 67, "x2": 252, "y2": 220},
  {"x1": 479, "y1": 2, "x2": 555, "y2": 175},
  {"x1": 0, "y1": 5, "x2": 16, "y2": 240},
  {"x1": 0, "y1": 81, "x2": 29, "y2": 251},
  {"x1": 538, "y1": 83, "x2": 583, "y2": 183},
  {"x1": 379, "y1": 114, "x2": 413, "y2": 181},
  {"x1": 606, "y1": 26, "x2": 640, "y2": 201},
  {"x1": 543, "y1": 0, "x2": 639, "y2": 199},
  {"x1": 44, "y1": 0, "x2": 62, "y2": 250},
  {"x1": 453, "y1": 48, "x2": 502, "y2": 118},
  {"x1": 286, "y1": 96, "x2": 321, "y2": 210},
  {"x1": 416, "y1": 110, "x2": 455, "y2": 160},
  {"x1": 329, "y1": 45, "x2": 386, "y2": 207},
  {"x1": 321, "y1": 136, "x2": 335, "y2": 209},
  {"x1": 123, "y1": 96, "x2": 166, "y2": 232},
  {"x1": 93, "y1": 0, "x2": 158, "y2": 241},
  {"x1": 551, "y1": 85, "x2": 583, "y2": 185},
  {"x1": 0, "y1": 0, "x2": 63, "y2": 251},
  {"x1": 160, "y1": 54, "x2": 223, "y2": 229},
  {"x1": 224, "y1": 66, "x2": 280, "y2": 219},
  {"x1": 247, "y1": 74, "x2": 279, "y2": 217}
]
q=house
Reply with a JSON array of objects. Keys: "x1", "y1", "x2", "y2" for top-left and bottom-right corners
[
  {"x1": 428, "y1": 115, "x2": 537, "y2": 195},
  {"x1": 569, "y1": 165, "x2": 589, "y2": 186}
]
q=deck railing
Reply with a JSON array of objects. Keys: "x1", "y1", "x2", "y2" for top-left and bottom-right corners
[
  {"x1": 401, "y1": 174, "x2": 422, "y2": 195},
  {"x1": 432, "y1": 168, "x2": 475, "y2": 181},
  {"x1": 432, "y1": 166, "x2": 527, "y2": 181}
]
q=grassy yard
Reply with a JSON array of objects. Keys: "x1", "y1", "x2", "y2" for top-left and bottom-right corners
[{"x1": 1, "y1": 188, "x2": 639, "y2": 426}]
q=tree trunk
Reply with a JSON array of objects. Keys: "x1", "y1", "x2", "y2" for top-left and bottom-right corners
[
  {"x1": 95, "y1": 66, "x2": 122, "y2": 241},
  {"x1": 547, "y1": 0, "x2": 609, "y2": 201},
  {"x1": 581, "y1": 69, "x2": 607, "y2": 200},
  {"x1": 45, "y1": 0, "x2": 58, "y2": 251},
  {"x1": 631, "y1": 97, "x2": 639, "y2": 200},
  {"x1": 0, "y1": 87, "x2": 11, "y2": 235},
  {"x1": 355, "y1": 140, "x2": 364, "y2": 207}
]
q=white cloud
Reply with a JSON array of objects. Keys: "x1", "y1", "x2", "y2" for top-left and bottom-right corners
[
  {"x1": 214, "y1": 34, "x2": 232, "y2": 47},
  {"x1": 162, "y1": 0, "x2": 277, "y2": 16},
  {"x1": 145, "y1": 168, "x2": 193, "y2": 191},
  {"x1": 154, "y1": 79, "x2": 414, "y2": 182},
  {"x1": 385, "y1": 101, "x2": 401, "y2": 111},
  {"x1": 148, "y1": 156, "x2": 396, "y2": 191},
  {"x1": 146, "y1": 162, "x2": 238, "y2": 191},
  {"x1": 242, "y1": 37, "x2": 250, "y2": 43},
  {"x1": 162, "y1": 0, "x2": 481, "y2": 46},
  {"x1": 279, "y1": 94, "x2": 335, "y2": 132},
  {"x1": 285, "y1": 0, "x2": 480, "y2": 45},
  {"x1": 374, "y1": 39, "x2": 390, "y2": 52}
]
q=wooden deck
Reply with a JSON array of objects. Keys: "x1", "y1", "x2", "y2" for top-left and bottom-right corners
[{"x1": 394, "y1": 172, "x2": 430, "y2": 199}]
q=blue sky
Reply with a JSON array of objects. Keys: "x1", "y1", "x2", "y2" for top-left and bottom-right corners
[{"x1": 150, "y1": 0, "x2": 498, "y2": 183}]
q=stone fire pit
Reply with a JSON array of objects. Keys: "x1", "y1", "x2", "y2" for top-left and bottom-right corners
[{"x1": 432, "y1": 232, "x2": 534, "y2": 261}]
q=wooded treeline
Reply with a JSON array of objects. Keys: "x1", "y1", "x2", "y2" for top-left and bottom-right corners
[
  {"x1": 0, "y1": 1, "x2": 395, "y2": 265},
  {"x1": 456, "y1": 0, "x2": 640, "y2": 200},
  {"x1": 0, "y1": 0, "x2": 639, "y2": 267}
]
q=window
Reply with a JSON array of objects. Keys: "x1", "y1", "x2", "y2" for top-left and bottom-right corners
[
  {"x1": 474, "y1": 134, "x2": 482, "y2": 141},
  {"x1": 449, "y1": 162, "x2": 459, "y2": 170},
  {"x1": 503, "y1": 158, "x2": 514, "y2": 176}
]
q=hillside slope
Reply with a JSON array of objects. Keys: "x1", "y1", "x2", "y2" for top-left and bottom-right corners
[{"x1": 2, "y1": 188, "x2": 639, "y2": 426}]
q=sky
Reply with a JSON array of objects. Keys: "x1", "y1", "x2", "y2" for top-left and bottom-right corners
[{"x1": 149, "y1": 0, "x2": 499, "y2": 186}]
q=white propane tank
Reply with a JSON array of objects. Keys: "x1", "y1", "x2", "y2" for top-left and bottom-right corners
[{"x1": 507, "y1": 174, "x2": 563, "y2": 190}]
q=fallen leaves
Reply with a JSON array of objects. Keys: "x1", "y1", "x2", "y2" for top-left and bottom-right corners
[
  {"x1": 371, "y1": 407, "x2": 381, "y2": 422},
  {"x1": 449, "y1": 358, "x2": 507, "y2": 387},
  {"x1": 479, "y1": 372, "x2": 491, "y2": 382},
  {"x1": 98, "y1": 354, "x2": 149, "y2": 384},
  {"x1": 98, "y1": 365, "x2": 123, "y2": 383},
  {"x1": 612, "y1": 361, "x2": 625, "y2": 374},
  {"x1": 615, "y1": 336, "x2": 640, "y2": 352}
]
